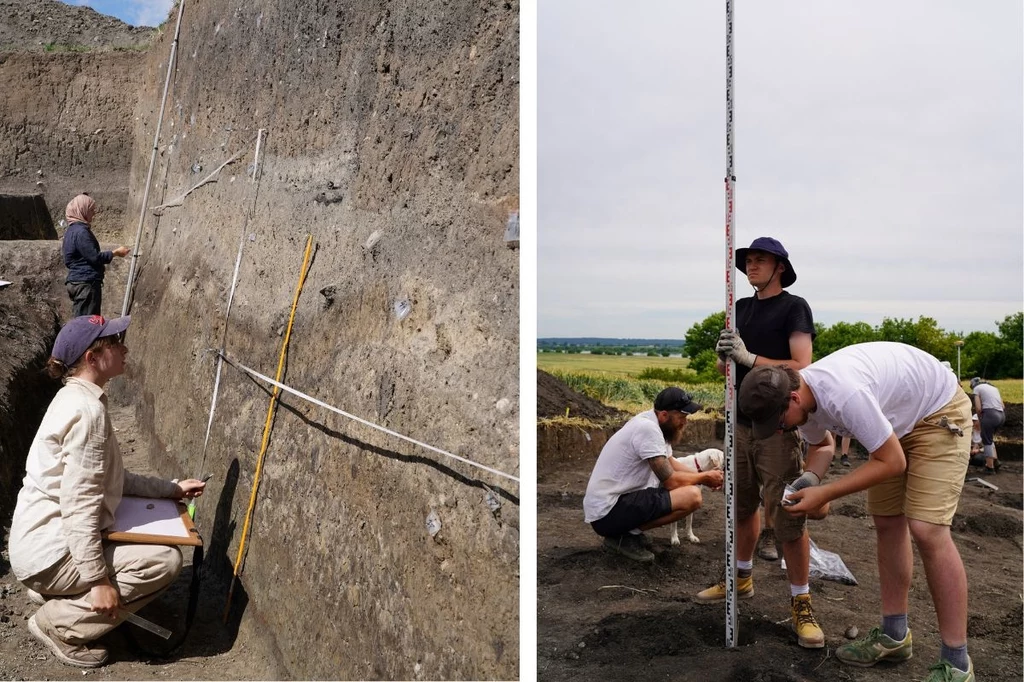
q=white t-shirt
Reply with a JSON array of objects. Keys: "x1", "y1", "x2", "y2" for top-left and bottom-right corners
[
  {"x1": 583, "y1": 410, "x2": 670, "y2": 523},
  {"x1": 973, "y1": 383, "x2": 1004, "y2": 412},
  {"x1": 798, "y1": 342, "x2": 960, "y2": 454}
]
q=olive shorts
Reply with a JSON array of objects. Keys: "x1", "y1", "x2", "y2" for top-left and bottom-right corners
[
  {"x1": 735, "y1": 423, "x2": 806, "y2": 544},
  {"x1": 867, "y1": 391, "x2": 972, "y2": 526}
]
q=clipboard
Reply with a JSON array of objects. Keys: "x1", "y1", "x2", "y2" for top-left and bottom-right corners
[{"x1": 102, "y1": 496, "x2": 203, "y2": 547}]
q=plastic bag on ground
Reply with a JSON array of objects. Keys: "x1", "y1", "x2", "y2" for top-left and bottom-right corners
[{"x1": 781, "y1": 538, "x2": 857, "y2": 585}]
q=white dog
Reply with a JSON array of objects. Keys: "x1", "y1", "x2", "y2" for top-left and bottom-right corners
[{"x1": 648, "y1": 448, "x2": 725, "y2": 545}]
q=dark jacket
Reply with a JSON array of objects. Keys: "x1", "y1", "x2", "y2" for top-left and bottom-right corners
[{"x1": 62, "y1": 222, "x2": 112, "y2": 283}]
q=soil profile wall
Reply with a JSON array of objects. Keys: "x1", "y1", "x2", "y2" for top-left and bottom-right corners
[
  {"x1": 0, "y1": 52, "x2": 140, "y2": 236},
  {"x1": 117, "y1": 1, "x2": 519, "y2": 678}
]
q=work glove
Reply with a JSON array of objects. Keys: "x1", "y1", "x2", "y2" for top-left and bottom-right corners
[
  {"x1": 789, "y1": 471, "x2": 821, "y2": 492},
  {"x1": 715, "y1": 329, "x2": 757, "y2": 368}
]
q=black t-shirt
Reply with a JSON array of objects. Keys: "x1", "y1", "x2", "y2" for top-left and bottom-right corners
[{"x1": 734, "y1": 291, "x2": 815, "y2": 424}]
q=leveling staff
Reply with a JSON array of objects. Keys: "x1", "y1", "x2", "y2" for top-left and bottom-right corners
[{"x1": 740, "y1": 342, "x2": 975, "y2": 682}]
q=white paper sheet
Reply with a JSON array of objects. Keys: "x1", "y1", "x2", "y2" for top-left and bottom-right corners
[{"x1": 108, "y1": 496, "x2": 190, "y2": 538}]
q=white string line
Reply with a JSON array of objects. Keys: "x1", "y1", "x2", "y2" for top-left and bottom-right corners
[
  {"x1": 217, "y1": 351, "x2": 520, "y2": 485},
  {"x1": 199, "y1": 130, "x2": 265, "y2": 474}
]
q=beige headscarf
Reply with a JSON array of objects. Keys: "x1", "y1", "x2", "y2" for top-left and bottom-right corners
[{"x1": 65, "y1": 194, "x2": 96, "y2": 225}]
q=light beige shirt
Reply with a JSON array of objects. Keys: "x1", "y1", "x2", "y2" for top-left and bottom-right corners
[{"x1": 7, "y1": 377, "x2": 178, "y2": 583}]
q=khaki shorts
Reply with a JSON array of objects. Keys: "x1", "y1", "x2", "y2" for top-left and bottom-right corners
[
  {"x1": 735, "y1": 423, "x2": 806, "y2": 544},
  {"x1": 867, "y1": 391, "x2": 972, "y2": 526}
]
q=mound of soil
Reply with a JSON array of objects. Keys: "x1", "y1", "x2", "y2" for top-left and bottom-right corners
[
  {"x1": 0, "y1": 0, "x2": 156, "y2": 50},
  {"x1": 538, "y1": 370, "x2": 626, "y2": 422}
]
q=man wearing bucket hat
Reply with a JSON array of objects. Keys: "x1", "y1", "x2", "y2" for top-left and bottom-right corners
[
  {"x1": 969, "y1": 377, "x2": 1004, "y2": 474},
  {"x1": 739, "y1": 342, "x2": 975, "y2": 681},
  {"x1": 584, "y1": 387, "x2": 724, "y2": 563},
  {"x1": 7, "y1": 315, "x2": 207, "y2": 668},
  {"x1": 694, "y1": 237, "x2": 824, "y2": 649}
]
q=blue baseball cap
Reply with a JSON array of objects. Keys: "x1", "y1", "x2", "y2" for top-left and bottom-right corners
[
  {"x1": 52, "y1": 315, "x2": 131, "y2": 366},
  {"x1": 735, "y1": 237, "x2": 797, "y2": 287}
]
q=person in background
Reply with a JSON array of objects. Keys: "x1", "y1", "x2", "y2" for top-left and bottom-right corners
[
  {"x1": 970, "y1": 378, "x2": 1004, "y2": 474},
  {"x1": 62, "y1": 194, "x2": 130, "y2": 317},
  {"x1": 583, "y1": 388, "x2": 723, "y2": 563},
  {"x1": 694, "y1": 236, "x2": 823, "y2": 650},
  {"x1": 7, "y1": 315, "x2": 206, "y2": 668},
  {"x1": 968, "y1": 415, "x2": 984, "y2": 465}
]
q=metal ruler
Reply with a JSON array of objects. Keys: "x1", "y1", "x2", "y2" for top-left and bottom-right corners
[{"x1": 121, "y1": 609, "x2": 172, "y2": 640}]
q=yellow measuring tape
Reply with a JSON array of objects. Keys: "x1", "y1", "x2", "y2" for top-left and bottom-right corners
[{"x1": 223, "y1": 234, "x2": 313, "y2": 622}]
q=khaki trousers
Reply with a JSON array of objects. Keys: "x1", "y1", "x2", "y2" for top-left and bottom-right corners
[{"x1": 22, "y1": 542, "x2": 183, "y2": 644}]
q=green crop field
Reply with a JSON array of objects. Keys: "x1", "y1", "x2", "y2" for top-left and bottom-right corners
[{"x1": 537, "y1": 352, "x2": 690, "y2": 378}]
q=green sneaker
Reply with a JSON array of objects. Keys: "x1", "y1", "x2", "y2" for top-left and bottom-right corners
[
  {"x1": 836, "y1": 626, "x2": 913, "y2": 667},
  {"x1": 924, "y1": 657, "x2": 974, "y2": 682}
]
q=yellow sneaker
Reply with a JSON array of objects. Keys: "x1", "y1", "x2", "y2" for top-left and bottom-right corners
[
  {"x1": 694, "y1": 574, "x2": 754, "y2": 603},
  {"x1": 791, "y1": 594, "x2": 825, "y2": 648}
]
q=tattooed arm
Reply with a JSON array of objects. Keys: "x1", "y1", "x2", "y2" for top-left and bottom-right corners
[{"x1": 648, "y1": 456, "x2": 721, "y2": 490}]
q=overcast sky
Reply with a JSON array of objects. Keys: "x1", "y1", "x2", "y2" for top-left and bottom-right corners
[
  {"x1": 538, "y1": 1, "x2": 1023, "y2": 339},
  {"x1": 61, "y1": 0, "x2": 171, "y2": 27}
]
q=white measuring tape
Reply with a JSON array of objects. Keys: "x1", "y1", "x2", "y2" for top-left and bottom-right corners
[
  {"x1": 217, "y1": 351, "x2": 520, "y2": 485},
  {"x1": 723, "y1": 0, "x2": 739, "y2": 648}
]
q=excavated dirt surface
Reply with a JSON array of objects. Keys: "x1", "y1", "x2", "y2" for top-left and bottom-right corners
[
  {"x1": 538, "y1": 369, "x2": 626, "y2": 422},
  {"x1": 1, "y1": 403, "x2": 279, "y2": 680},
  {"x1": 538, "y1": 392, "x2": 1024, "y2": 680}
]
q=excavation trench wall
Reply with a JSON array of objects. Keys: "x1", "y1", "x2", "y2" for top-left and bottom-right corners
[
  {"x1": 0, "y1": 51, "x2": 139, "y2": 237},
  {"x1": 116, "y1": 1, "x2": 519, "y2": 679}
]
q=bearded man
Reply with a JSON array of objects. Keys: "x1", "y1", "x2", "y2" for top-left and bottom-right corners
[{"x1": 583, "y1": 387, "x2": 723, "y2": 563}]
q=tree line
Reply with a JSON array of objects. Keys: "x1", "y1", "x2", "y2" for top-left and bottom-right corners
[{"x1": 683, "y1": 311, "x2": 1023, "y2": 383}]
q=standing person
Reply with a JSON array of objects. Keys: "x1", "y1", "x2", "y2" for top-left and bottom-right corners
[
  {"x1": 839, "y1": 435, "x2": 852, "y2": 467},
  {"x1": 583, "y1": 387, "x2": 724, "y2": 563},
  {"x1": 694, "y1": 236, "x2": 822, "y2": 649},
  {"x1": 7, "y1": 314, "x2": 206, "y2": 668},
  {"x1": 741, "y1": 342, "x2": 975, "y2": 681},
  {"x1": 970, "y1": 377, "x2": 1004, "y2": 474},
  {"x1": 62, "y1": 194, "x2": 130, "y2": 317}
]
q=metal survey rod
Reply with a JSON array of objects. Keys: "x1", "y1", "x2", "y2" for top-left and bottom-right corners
[
  {"x1": 121, "y1": 0, "x2": 187, "y2": 317},
  {"x1": 723, "y1": 0, "x2": 739, "y2": 649}
]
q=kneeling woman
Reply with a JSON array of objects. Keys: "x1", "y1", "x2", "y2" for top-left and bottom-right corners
[{"x1": 7, "y1": 314, "x2": 206, "y2": 668}]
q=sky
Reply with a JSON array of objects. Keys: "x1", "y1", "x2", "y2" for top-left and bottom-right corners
[
  {"x1": 538, "y1": 1, "x2": 1024, "y2": 339},
  {"x1": 60, "y1": 0, "x2": 172, "y2": 27}
]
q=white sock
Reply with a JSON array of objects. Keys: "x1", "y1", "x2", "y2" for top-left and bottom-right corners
[
  {"x1": 628, "y1": 528, "x2": 642, "y2": 535},
  {"x1": 790, "y1": 583, "x2": 809, "y2": 597},
  {"x1": 737, "y1": 559, "x2": 753, "y2": 571}
]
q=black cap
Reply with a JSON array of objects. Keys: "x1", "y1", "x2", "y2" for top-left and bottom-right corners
[{"x1": 654, "y1": 387, "x2": 703, "y2": 414}]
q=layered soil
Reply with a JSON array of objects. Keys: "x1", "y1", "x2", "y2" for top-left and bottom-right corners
[{"x1": 538, "y1": 373, "x2": 1024, "y2": 681}]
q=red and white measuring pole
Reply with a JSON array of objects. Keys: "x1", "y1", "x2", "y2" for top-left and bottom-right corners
[{"x1": 723, "y1": 0, "x2": 739, "y2": 648}]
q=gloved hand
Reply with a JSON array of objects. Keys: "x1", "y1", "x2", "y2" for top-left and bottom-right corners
[
  {"x1": 789, "y1": 471, "x2": 821, "y2": 492},
  {"x1": 715, "y1": 329, "x2": 757, "y2": 368}
]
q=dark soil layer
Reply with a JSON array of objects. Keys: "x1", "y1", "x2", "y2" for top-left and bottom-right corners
[
  {"x1": 539, "y1": 385, "x2": 1024, "y2": 681},
  {"x1": 538, "y1": 369, "x2": 626, "y2": 421}
]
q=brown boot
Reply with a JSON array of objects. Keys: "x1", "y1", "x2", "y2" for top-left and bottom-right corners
[
  {"x1": 28, "y1": 610, "x2": 108, "y2": 668},
  {"x1": 757, "y1": 527, "x2": 779, "y2": 561}
]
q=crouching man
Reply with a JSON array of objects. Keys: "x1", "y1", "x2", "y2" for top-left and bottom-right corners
[
  {"x1": 583, "y1": 387, "x2": 724, "y2": 563},
  {"x1": 739, "y1": 341, "x2": 975, "y2": 681}
]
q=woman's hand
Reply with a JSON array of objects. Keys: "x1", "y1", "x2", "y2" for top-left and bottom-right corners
[
  {"x1": 174, "y1": 479, "x2": 207, "y2": 499},
  {"x1": 89, "y1": 582, "x2": 121, "y2": 618}
]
